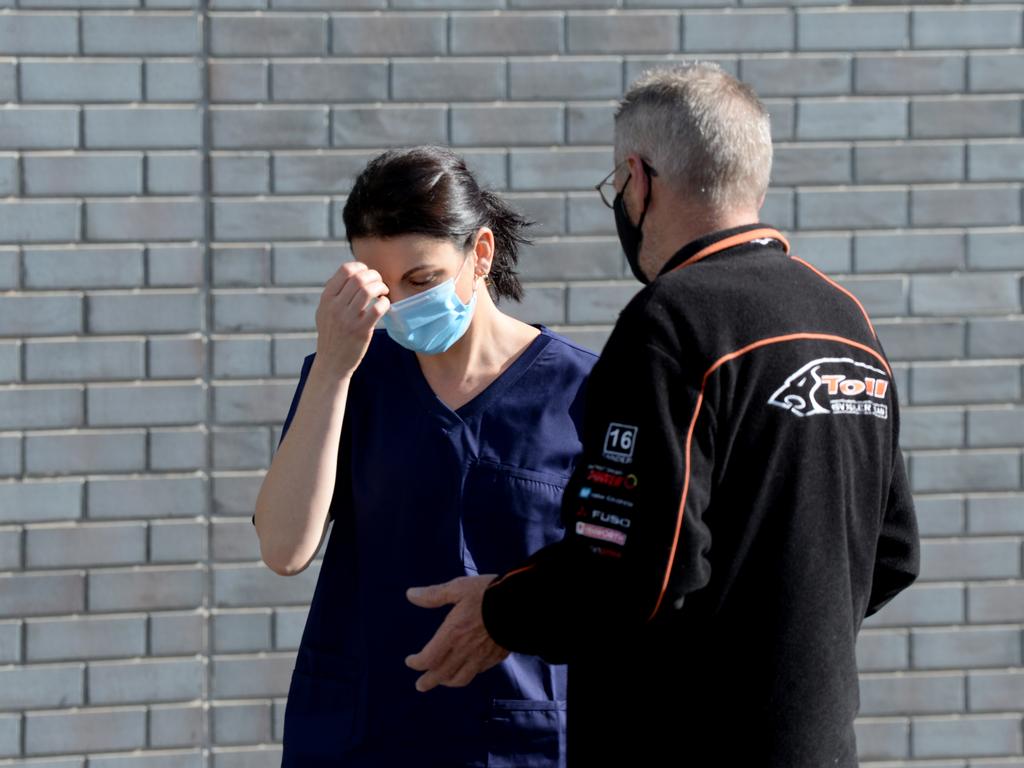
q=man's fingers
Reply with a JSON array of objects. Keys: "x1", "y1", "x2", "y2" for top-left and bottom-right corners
[
  {"x1": 405, "y1": 619, "x2": 456, "y2": 672},
  {"x1": 406, "y1": 581, "x2": 454, "y2": 609},
  {"x1": 414, "y1": 670, "x2": 443, "y2": 693}
]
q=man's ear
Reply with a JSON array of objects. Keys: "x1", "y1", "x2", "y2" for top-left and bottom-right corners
[
  {"x1": 473, "y1": 226, "x2": 495, "y2": 278},
  {"x1": 756, "y1": 190, "x2": 767, "y2": 211},
  {"x1": 625, "y1": 153, "x2": 651, "y2": 217}
]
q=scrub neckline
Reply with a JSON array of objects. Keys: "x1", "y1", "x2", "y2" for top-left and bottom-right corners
[{"x1": 401, "y1": 323, "x2": 554, "y2": 425}]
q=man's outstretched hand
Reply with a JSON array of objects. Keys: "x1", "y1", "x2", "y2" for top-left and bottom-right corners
[{"x1": 405, "y1": 575, "x2": 510, "y2": 693}]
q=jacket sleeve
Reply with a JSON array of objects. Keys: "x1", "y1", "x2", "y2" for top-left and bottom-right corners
[
  {"x1": 865, "y1": 447, "x2": 920, "y2": 617},
  {"x1": 481, "y1": 299, "x2": 715, "y2": 664}
]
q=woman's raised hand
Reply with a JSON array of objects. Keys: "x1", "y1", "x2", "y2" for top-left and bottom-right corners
[{"x1": 314, "y1": 261, "x2": 391, "y2": 380}]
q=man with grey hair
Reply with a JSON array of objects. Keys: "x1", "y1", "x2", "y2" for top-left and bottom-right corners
[{"x1": 406, "y1": 62, "x2": 919, "y2": 767}]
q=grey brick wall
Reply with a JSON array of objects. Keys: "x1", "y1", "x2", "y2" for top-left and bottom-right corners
[{"x1": 0, "y1": 0, "x2": 1022, "y2": 765}]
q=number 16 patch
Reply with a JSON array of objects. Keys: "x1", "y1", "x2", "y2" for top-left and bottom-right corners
[{"x1": 603, "y1": 423, "x2": 638, "y2": 464}]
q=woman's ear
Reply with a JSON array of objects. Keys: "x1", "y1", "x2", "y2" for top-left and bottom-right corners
[{"x1": 472, "y1": 227, "x2": 495, "y2": 280}]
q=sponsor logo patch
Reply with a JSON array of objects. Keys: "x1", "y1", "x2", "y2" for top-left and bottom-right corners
[
  {"x1": 576, "y1": 521, "x2": 627, "y2": 546},
  {"x1": 602, "y1": 423, "x2": 638, "y2": 463},
  {"x1": 768, "y1": 357, "x2": 889, "y2": 420}
]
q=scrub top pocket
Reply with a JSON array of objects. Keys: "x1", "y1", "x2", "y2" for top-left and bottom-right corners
[
  {"x1": 460, "y1": 461, "x2": 569, "y2": 577},
  {"x1": 486, "y1": 698, "x2": 567, "y2": 768}
]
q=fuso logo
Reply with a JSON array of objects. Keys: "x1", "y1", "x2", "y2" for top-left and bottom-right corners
[{"x1": 768, "y1": 357, "x2": 889, "y2": 420}]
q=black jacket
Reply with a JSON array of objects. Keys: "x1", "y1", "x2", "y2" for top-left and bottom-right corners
[{"x1": 481, "y1": 223, "x2": 920, "y2": 767}]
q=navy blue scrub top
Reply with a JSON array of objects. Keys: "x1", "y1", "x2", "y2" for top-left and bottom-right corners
[{"x1": 274, "y1": 325, "x2": 596, "y2": 768}]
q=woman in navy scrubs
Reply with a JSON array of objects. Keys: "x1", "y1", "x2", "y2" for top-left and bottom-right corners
[{"x1": 253, "y1": 146, "x2": 597, "y2": 767}]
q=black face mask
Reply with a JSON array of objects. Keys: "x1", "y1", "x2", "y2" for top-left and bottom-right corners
[{"x1": 613, "y1": 170, "x2": 654, "y2": 285}]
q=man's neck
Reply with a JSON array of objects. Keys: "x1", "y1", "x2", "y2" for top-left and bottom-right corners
[{"x1": 642, "y1": 204, "x2": 761, "y2": 278}]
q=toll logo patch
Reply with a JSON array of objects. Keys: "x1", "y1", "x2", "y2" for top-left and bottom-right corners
[{"x1": 768, "y1": 357, "x2": 889, "y2": 420}]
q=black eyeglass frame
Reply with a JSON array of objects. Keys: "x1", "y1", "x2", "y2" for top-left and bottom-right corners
[{"x1": 595, "y1": 158, "x2": 659, "y2": 209}]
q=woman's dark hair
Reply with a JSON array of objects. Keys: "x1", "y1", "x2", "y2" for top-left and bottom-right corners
[{"x1": 342, "y1": 146, "x2": 532, "y2": 303}]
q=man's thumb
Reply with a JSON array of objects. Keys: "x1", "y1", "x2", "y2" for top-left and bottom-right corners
[{"x1": 406, "y1": 582, "x2": 451, "y2": 608}]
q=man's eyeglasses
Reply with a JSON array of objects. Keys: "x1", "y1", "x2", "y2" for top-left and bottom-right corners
[{"x1": 595, "y1": 158, "x2": 659, "y2": 209}]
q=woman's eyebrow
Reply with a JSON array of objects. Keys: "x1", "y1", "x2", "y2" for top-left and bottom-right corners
[{"x1": 401, "y1": 264, "x2": 434, "y2": 280}]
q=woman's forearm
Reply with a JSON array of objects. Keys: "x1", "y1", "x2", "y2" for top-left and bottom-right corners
[{"x1": 254, "y1": 358, "x2": 352, "y2": 575}]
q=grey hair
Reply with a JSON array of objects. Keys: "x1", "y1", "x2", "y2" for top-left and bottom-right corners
[{"x1": 614, "y1": 62, "x2": 773, "y2": 212}]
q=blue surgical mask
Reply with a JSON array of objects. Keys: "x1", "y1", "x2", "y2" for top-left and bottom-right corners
[{"x1": 383, "y1": 253, "x2": 478, "y2": 355}]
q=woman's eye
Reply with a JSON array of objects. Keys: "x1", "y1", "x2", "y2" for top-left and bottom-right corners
[{"x1": 409, "y1": 275, "x2": 437, "y2": 287}]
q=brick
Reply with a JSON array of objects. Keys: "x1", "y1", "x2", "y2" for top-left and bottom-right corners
[
  {"x1": 87, "y1": 383, "x2": 206, "y2": 427},
  {"x1": 510, "y1": 147, "x2": 612, "y2": 191},
  {"x1": 1, "y1": 386, "x2": 83, "y2": 433},
  {"x1": 147, "y1": 152, "x2": 203, "y2": 194},
  {"x1": 20, "y1": 59, "x2": 142, "y2": 103},
  {"x1": 88, "y1": 291, "x2": 202, "y2": 334},
  {"x1": 271, "y1": 60, "x2": 387, "y2": 102},
  {"x1": 213, "y1": 610, "x2": 272, "y2": 653},
  {"x1": 213, "y1": 289, "x2": 318, "y2": 332},
  {"x1": 89, "y1": 658, "x2": 204, "y2": 705},
  {"x1": 967, "y1": 229, "x2": 1024, "y2": 270},
  {"x1": 509, "y1": 57, "x2": 620, "y2": 100},
  {"x1": 213, "y1": 381, "x2": 297, "y2": 424},
  {"x1": 212, "y1": 472, "x2": 266, "y2": 515},
  {"x1": 85, "y1": 198, "x2": 204, "y2": 242},
  {"x1": 83, "y1": 13, "x2": 202, "y2": 55},
  {"x1": 0, "y1": 571, "x2": 85, "y2": 617},
  {"x1": 685, "y1": 11, "x2": 795, "y2": 54},
  {"x1": 920, "y1": 538, "x2": 1020, "y2": 581},
  {"x1": 913, "y1": 627, "x2": 1022, "y2": 670},
  {"x1": 213, "y1": 562, "x2": 319, "y2": 607},
  {"x1": 450, "y1": 12, "x2": 562, "y2": 55},
  {"x1": 89, "y1": 565, "x2": 204, "y2": 612},
  {"x1": 910, "y1": 273, "x2": 1020, "y2": 316},
  {"x1": 567, "y1": 102, "x2": 615, "y2": 145},
  {"x1": 912, "y1": 186, "x2": 1020, "y2": 228},
  {"x1": 0, "y1": 527, "x2": 19, "y2": 570},
  {"x1": 898, "y1": 406, "x2": 964, "y2": 449},
  {"x1": 969, "y1": 407, "x2": 1024, "y2": 448},
  {"x1": 0, "y1": 199, "x2": 81, "y2": 245},
  {"x1": 0, "y1": 437, "x2": 21, "y2": 478},
  {"x1": 859, "y1": 672, "x2": 965, "y2": 716},
  {"x1": 274, "y1": 607, "x2": 307, "y2": 649},
  {"x1": 798, "y1": 188, "x2": 907, "y2": 229},
  {"x1": 211, "y1": 106, "x2": 329, "y2": 149},
  {"x1": 210, "y1": 654, "x2": 294, "y2": 697},
  {"x1": 856, "y1": 630, "x2": 909, "y2": 672},
  {"x1": 148, "y1": 245, "x2": 204, "y2": 287},
  {"x1": 212, "y1": 245, "x2": 271, "y2": 286},
  {"x1": 0, "y1": 106, "x2": 79, "y2": 150},
  {"x1": 0, "y1": 153, "x2": 16, "y2": 195},
  {"x1": 507, "y1": 193, "x2": 566, "y2": 237},
  {"x1": 330, "y1": 12, "x2": 445, "y2": 55},
  {"x1": 27, "y1": 522, "x2": 147, "y2": 568},
  {"x1": 967, "y1": 494, "x2": 1024, "y2": 534},
  {"x1": 855, "y1": 718, "x2": 909, "y2": 761},
  {"x1": 210, "y1": 518, "x2": 261, "y2": 561},
  {"x1": 912, "y1": 98, "x2": 1021, "y2": 140},
  {"x1": 149, "y1": 611, "x2": 204, "y2": 656},
  {"x1": 968, "y1": 670, "x2": 1024, "y2": 713},
  {"x1": 0, "y1": 479, "x2": 82, "y2": 523},
  {"x1": 969, "y1": 583, "x2": 1024, "y2": 623},
  {"x1": 569, "y1": 11, "x2": 679, "y2": 54},
  {"x1": 741, "y1": 55, "x2": 850, "y2": 96},
  {"x1": 772, "y1": 143, "x2": 851, "y2": 185},
  {"x1": 788, "y1": 233, "x2": 851, "y2": 274},
  {"x1": 452, "y1": 104, "x2": 563, "y2": 147},
  {"x1": 0, "y1": 12, "x2": 78, "y2": 54},
  {"x1": 23, "y1": 245, "x2": 145, "y2": 290},
  {"x1": 855, "y1": 54, "x2": 964, "y2": 96},
  {"x1": 911, "y1": 715, "x2": 1022, "y2": 758},
  {"x1": 150, "y1": 427, "x2": 209, "y2": 472},
  {"x1": 0, "y1": 663, "x2": 84, "y2": 709},
  {"x1": 271, "y1": 242, "x2": 345, "y2": 285},
  {"x1": 519, "y1": 238, "x2": 622, "y2": 280},
  {"x1": 146, "y1": 59, "x2": 203, "y2": 102},
  {"x1": 855, "y1": 143, "x2": 964, "y2": 185},
  {"x1": 151, "y1": 518, "x2": 208, "y2": 561},
  {"x1": 214, "y1": 198, "x2": 329, "y2": 241},
  {"x1": 209, "y1": 59, "x2": 268, "y2": 102},
  {"x1": 913, "y1": 495, "x2": 966, "y2": 537},
  {"x1": 910, "y1": 451, "x2": 1019, "y2": 494},
  {"x1": 0, "y1": 340, "x2": 19, "y2": 382},
  {"x1": 0, "y1": 713, "x2": 15, "y2": 757},
  {"x1": 567, "y1": 282, "x2": 641, "y2": 324},
  {"x1": 912, "y1": 9, "x2": 1023, "y2": 50},
  {"x1": 26, "y1": 615, "x2": 146, "y2": 662},
  {"x1": 332, "y1": 104, "x2": 446, "y2": 148},
  {"x1": 272, "y1": 152, "x2": 368, "y2": 195},
  {"x1": 149, "y1": 703, "x2": 204, "y2": 749},
  {"x1": 88, "y1": 475, "x2": 208, "y2": 519},
  {"x1": 24, "y1": 707, "x2": 146, "y2": 754},
  {"x1": 213, "y1": 701, "x2": 272, "y2": 745},
  {"x1": 797, "y1": 98, "x2": 907, "y2": 140},
  {"x1": 797, "y1": 10, "x2": 909, "y2": 51},
  {"x1": 855, "y1": 232, "x2": 964, "y2": 274},
  {"x1": 212, "y1": 152, "x2": 271, "y2": 194},
  {"x1": 212, "y1": 337, "x2": 272, "y2": 378},
  {"x1": 210, "y1": 14, "x2": 326, "y2": 55},
  {"x1": 148, "y1": 335, "x2": 205, "y2": 377},
  {"x1": 23, "y1": 153, "x2": 143, "y2": 196},
  {"x1": 213, "y1": 427, "x2": 271, "y2": 469},
  {"x1": 969, "y1": 52, "x2": 1024, "y2": 93},
  {"x1": 969, "y1": 141, "x2": 1024, "y2": 183},
  {"x1": 26, "y1": 429, "x2": 146, "y2": 474},
  {"x1": 84, "y1": 106, "x2": 202, "y2": 149},
  {"x1": 862, "y1": 584, "x2": 964, "y2": 628}
]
